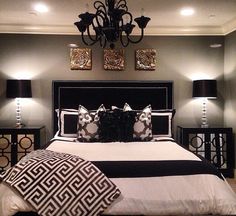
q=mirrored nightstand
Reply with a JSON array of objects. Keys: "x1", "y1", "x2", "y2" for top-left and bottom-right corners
[
  {"x1": 177, "y1": 126, "x2": 234, "y2": 178},
  {"x1": 0, "y1": 126, "x2": 46, "y2": 173}
]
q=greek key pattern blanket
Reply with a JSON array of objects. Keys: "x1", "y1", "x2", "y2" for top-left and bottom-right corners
[{"x1": 0, "y1": 150, "x2": 120, "y2": 216}]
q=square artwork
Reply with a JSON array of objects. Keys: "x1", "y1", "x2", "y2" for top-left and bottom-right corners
[
  {"x1": 70, "y1": 48, "x2": 92, "y2": 70},
  {"x1": 135, "y1": 49, "x2": 156, "y2": 70},
  {"x1": 104, "y1": 49, "x2": 125, "y2": 70}
]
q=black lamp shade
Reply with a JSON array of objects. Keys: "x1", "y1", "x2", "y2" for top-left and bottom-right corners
[
  {"x1": 192, "y1": 80, "x2": 217, "y2": 98},
  {"x1": 6, "y1": 79, "x2": 32, "y2": 98}
]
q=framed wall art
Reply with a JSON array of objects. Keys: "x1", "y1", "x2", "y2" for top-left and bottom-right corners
[
  {"x1": 70, "y1": 48, "x2": 92, "y2": 70},
  {"x1": 135, "y1": 49, "x2": 156, "y2": 70},
  {"x1": 103, "y1": 48, "x2": 125, "y2": 70}
]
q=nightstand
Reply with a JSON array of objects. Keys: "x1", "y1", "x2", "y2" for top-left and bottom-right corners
[
  {"x1": 0, "y1": 126, "x2": 46, "y2": 173},
  {"x1": 177, "y1": 126, "x2": 234, "y2": 178}
]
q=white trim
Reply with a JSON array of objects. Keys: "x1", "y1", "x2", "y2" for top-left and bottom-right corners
[
  {"x1": 0, "y1": 23, "x2": 235, "y2": 36},
  {"x1": 223, "y1": 18, "x2": 236, "y2": 35}
]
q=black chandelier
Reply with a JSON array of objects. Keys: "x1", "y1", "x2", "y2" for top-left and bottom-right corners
[{"x1": 74, "y1": 0, "x2": 151, "y2": 49}]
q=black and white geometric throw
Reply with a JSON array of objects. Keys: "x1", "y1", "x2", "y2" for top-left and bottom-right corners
[{"x1": 0, "y1": 150, "x2": 120, "y2": 216}]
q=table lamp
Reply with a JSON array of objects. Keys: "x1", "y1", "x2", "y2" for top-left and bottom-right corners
[
  {"x1": 6, "y1": 79, "x2": 32, "y2": 128},
  {"x1": 192, "y1": 79, "x2": 217, "y2": 128}
]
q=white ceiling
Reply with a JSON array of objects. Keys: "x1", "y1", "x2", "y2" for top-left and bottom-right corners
[{"x1": 0, "y1": 0, "x2": 236, "y2": 35}]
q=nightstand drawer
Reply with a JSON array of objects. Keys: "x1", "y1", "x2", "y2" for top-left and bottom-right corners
[
  {"x1": 177, "y1": 126, "x2": 234, "y2": 177},
  {"x1": 0, "y1": 126, "x2": 46, "y2": 172}
]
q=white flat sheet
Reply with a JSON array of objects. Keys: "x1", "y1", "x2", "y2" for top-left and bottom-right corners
[{"x1": 47, "y1": 139, "x2": 201, "y2": 161}]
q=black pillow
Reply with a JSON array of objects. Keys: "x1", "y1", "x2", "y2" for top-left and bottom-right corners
[
  {"x1": 56, "y1": 109, "x2": 78, "y2": 137},
  {"x1": 98, "y1": 109, "x2": 136, "y2": 142},
  {"x1": 152, "y1": 109, "x2": 176, "y2": 137}
]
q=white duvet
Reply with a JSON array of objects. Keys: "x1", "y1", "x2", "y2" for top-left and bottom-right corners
[{"x1": 0, "y1": 139, "x2": 236, "y2": 215}]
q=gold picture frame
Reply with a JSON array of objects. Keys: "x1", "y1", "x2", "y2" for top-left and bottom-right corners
[
  {"x1": 103, "y1": 49, "x2": 125, "y2": 70},
  {"x1": 135, "y1": 49, "x2": 156, "y2": 70},
  {"x1": 70, "y1": 48, "x2": 92, "y2": 70}
]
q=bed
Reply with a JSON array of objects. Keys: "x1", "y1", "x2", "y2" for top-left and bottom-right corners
[{"x1": 0, "y1": 80, "x2": 236, "y2": 216}]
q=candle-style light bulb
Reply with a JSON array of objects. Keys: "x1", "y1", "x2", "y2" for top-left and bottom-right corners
[
  {"x1": 141, "y1": 8, "x2": 145, "y2": 16},
  {"x1": 85, "y1": 3, "x2": 89, "y2": 12}
]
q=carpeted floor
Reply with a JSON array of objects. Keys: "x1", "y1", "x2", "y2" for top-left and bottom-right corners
[{"x1": 226, "y1": 178, "x2": 236, "y2": 193}]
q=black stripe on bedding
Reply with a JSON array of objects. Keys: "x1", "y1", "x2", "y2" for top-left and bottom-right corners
[{"x1": 93, "y1": 159, "x2": 223, "y2": 180}]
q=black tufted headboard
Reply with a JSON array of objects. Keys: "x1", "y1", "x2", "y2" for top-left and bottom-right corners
[{"x1": 52, "y1": 80, "x2": 173, "y2": 135}]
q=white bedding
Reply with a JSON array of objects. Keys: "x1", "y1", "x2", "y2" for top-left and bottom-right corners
[
  {"x1": 47, "y1": 139, "x2": 201, "y2": 161},
  {"x1": 0, "y1": 139, "x2": 236, "y2": 215}
]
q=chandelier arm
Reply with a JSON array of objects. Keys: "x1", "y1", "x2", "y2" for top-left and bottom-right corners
[
  {"x1": 120, "y1": 34, "x2": 129, "y2": 47},
  {"x1": 123, "y1": 11, "x2": 133, "y2": 23},
  {"x1": 93, "y1": 1, "x2": 108, "y2": 21},
  {"x1": 85, "y1": 12, "x2": 107, "y2": 43},
  {"x1": 89, "y1": 14, "x2": 105, "y2": 42},
  {"x1": 127, "y1": 28, "x2": 144, "y2": 44},
  {"x1": 100, "y1": 37, "x2": 107, "y2": 48},
  {"x1": 116, "y1": 0, "x2": 128, "y2": 11},
  {"x1": 87, "y1": 25, "x2": 99, "y2": 42},
  {"x1": 97, "y1": 10, "x2": 109, "y2": 25},
  {"x1": 94, "y1": 1, "x2": 107, "y2": 13},
  {"x1": 95, "y1": 14, "x2": 102, "y2": 27},
  {"x1": 120, "y1": 15, "x2": 124, "y2": 30},
  {"x1": 81, "y1": 32, "x2": 90, "y2": 46},
  {"x1": 81, "y1": 31, "x2": 98, "y2": 46},
  {"x1": 94, "y1": 2, "x2": 108, "y2": 24},
  {"x1": 96, "y1": 6, "x2": 107, "y2": 16}
]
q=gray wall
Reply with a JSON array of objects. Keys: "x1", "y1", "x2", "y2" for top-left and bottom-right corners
[
  {"x1": 0, "y1": 34, "x2": 225, "y2": 141},
  {"x1": 224, "y1": 31, "x2": 236, "y2": 167}
]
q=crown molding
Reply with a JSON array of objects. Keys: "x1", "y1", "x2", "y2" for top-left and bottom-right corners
[
  {"x1": 0, "y1": 24, "x2": 76, "y2": 35},
  {"x1": 0, "y1": 23, "x2": 235, "y2": 36},
  {"x1": 222, "y1": 17, "x2": 236, "y2": 35},
  {"x1": 136, "y1": 26, "x2": 224, "y2": 36}
]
